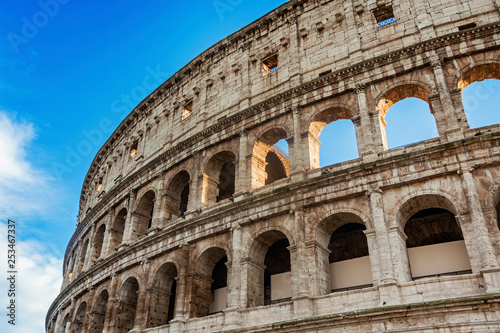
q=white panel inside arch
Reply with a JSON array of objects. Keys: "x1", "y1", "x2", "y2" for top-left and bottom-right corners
[
  {"x1": 209, "y1": 287, "x2": 227, "y2": 314},
  {"x1": 407, "y1": 240, "x2": 471, "y2": 278},
  {"x1": 271, "y1": 272, "x2": 292, "y2": 301},
  {"x1": 329, "y1": 256, "x2": 372, "y2": 290}
]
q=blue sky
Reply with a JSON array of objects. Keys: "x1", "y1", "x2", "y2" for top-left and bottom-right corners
[{"x1": 0, "y1": 1, "x2": 498, "y2": 332}]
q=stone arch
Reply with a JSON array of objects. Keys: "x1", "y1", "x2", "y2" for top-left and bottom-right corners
[
  {"x1": 164, "y1": 170, "x2": 191, "y2": 219},
  {"x1": 251, "y1": 127, "x2": 290, "y2": 189},
  {"x1": 314, "y1": 212, "x2": 372, "y2": 294},
  {"x1": 92, "y1": 224, "x2": 106, "y2": 261},
  {"x1": 376, "y1": 83, "x2": 437, "y2": 149},
  {"x1": 202, "y1": 150, "x2": 236, "y2": 205},
  {"x1": 190, "y1": 247, "x2": 229, "y2": 318},
  {"x1": 457, "y1": 63, "x2": 500, "y2": 91},
  {"x1": 395, "y1": 193, "x2": 458, "y2": 228},
  {"x1": 110, "y1": 208, "x2": 127, "y2": 251},
  {"x1": 307, "y1": 106, "x2": 358, "y2": 168},
  {"x1": 131, "y1": 189, "x2": 156, "y2": 239},
  {"x1": 147, "y1": 262, "x2": 178, "y2": 328},
  {"x1": 396, "y1": 194, "x2": 471, "y2": 279},
  {"x1": 71, "y1": 301, "x2": 86, "y2": 333},
  {"x1": 247, "y1": 229, "x2": 293, "y2": 307},
  {"x1": 114, "y1": 277, "x2": 140, "y2": 333},
  {"x1": 89, "y1": 289, "x2": 109, "y2": 333},
  {"x1": 457, "y1": 63, "x2": 500, "y2": 128},
  {"x1": 309, "y1": 205, "x2": 373, "y2": 242},
  {"x1": 77, "y1": 238, "x2": 90, "y2": 274},
  {"x1": 60, "y1": 313, "x2": 70, "y2": 333}
]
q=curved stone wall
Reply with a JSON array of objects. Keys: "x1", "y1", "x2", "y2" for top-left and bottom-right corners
[{"x1": 47, "y1": 0, "x2": 500, "y2": 332}]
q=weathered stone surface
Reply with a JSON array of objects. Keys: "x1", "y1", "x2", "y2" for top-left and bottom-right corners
[{"x1": 47, "y1": 0, "x2": 500, "y2": 332}]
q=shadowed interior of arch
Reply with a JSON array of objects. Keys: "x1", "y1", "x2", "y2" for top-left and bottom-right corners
[
  {"x1": 191, "y1": 247, "x2": 228, "y2": 318},
  {"x1": 115, "y1": 278, "x2": 140, "y2": 333},
  {"x1": 89, "y1": 290, "x2": 109, "y2": 333},
  {"x1": 252, "y1": 129, "x2": 290, "y2": 189},
  {"x1": 147, "y1": 263, "x2": 178, "y2": 328},
  {"x1": 264, "y1": 238, "x2": 291, "y2": 305},
  {"x1": 328, "y1": 223, "x2": 372, "y2": 292},
  {"x1": 404, "y1": 208, "x2": 471, "y2": 279}
]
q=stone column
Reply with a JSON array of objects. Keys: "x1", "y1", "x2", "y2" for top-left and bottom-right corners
[
  {"x1": 171, "y1": 245, "x2": 190, "y2": 330},
  {"x1": 102, "y1": 208, "x2": 115, "y2": 257},
  {"x1": 103, "y1": 275, "x2": 122, "y2": 333},
  {"x1": 291, "y1": 209, "x2": 314, "y2": 318},
  {"x1": 367, "y1": 188, "x2": 401, "y2": 305},
  {"x1": 131, "y1": 260, "x2": 152, "y2": 331},
  {"x1": 351, "y1": 115, "x2": 365, "y2": 157},
  {"x1": 227, "y1": 222, "x2": 243, "y2": 309},
  {"x1": 430, "y1": 58, "x2": 464, "y2": 140},
  {"x1": 356, "y1": 83, "x2": 386, "y2": 156},
  {"x1": 428, "y1": 93, "x2": 448, "y2": 139},
  {"x1": 234, "y1": 130, "x2": 249, "y2": 200},
  {"x1": 150, "y1": 177, "x2": 165, "y2": 230},
  {"x1": 122, "y1": 190, "x2": 137, "y2": 244},
  {"x1": 83, "y1": 225, "x2": 96, "y2": 271},
  {"x1": 289, "y1": 106, "x2": 305, "y2": 180},
  {"x1": 387, "y1": 225, "x2": 411, "y2": 282},
  {"x1": 461, "y1": 169, "x2": 500, "y2": 292},
  {"x1": 186, "y1": 152, "x2": 202, "y2": 213},
  {"x1": 449, "y1": 88, "x2": 470, "y2": 130},
  {"x1": 461, "y1": 170, "x2": 497, "y2": 268},
  {"x1": 364, "y1": 228, "x2": 381, "y2": 285}
]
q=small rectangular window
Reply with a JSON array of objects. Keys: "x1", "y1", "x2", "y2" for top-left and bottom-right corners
[
  {"x1": 182, "y1": 101, "x2": 193, "y2": 120},
  {"x1": 373, "y1": 5, "x2": 396, "y2": 27},
  {"x1": 96, "y1": 178, "x2": 103, "y2": 194},
  {"x1": 262, "y1": 54, "x2": 278, "y2": 76},
  {"x1": 458, "y1": 23, "x2": 476, "y2": 31},
  {"x1": 130, "y1": 141, "x2": 138, "y2": 159}
]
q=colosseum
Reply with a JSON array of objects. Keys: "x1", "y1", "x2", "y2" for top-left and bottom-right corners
[{"x1": 47, "y1": 0, "x2": 500, "y2": 332}]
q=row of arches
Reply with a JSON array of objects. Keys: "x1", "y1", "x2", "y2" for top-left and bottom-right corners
[
  {"x1": 85, "y1": 63, "x2": 500, "y2": 212},
  {"x1": 54, "y1": 192, "x2": 491, "y2": 332}
]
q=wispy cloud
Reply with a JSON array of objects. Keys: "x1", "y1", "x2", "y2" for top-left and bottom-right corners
[
  {"x1": 0, "y1": 110, "x2": 58, "y2": 220},
  {"x1": 0, "y1": 222, "x2": 63, "y2": 333}
]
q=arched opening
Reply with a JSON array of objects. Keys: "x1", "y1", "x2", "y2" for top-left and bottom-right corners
[
  {"x1": 114, "y1": 277, "x2": 140, "y2": 333},
  {"x1": 165, "y1": 171, "x2": 190, "y2": 219},
  {"x1": 202, "y1": 151, "x2": 236, "y2": 206},
  {"x1": 459, "y1": 63, "x2": 500, "y2": 128},
  {"x1": 93, "y1": 224, "x2": 106, "y2": 261},
  {"x1": 131, "y1": 190, "x2": 155, "y2": 239},
  {"x1": 377, "y1": 85, "x2": 438, "y2": 149},
  {"x1": 399, "y1": 196, "x2": 471, "y2": 279},
  {"x1": 328, "y1": 223, "x2": 372, "y2": 291},
  {"x1": 308, "y1": 107, "x2": 358, "y2": 168},
  {"x1": 60, "y1": 313, "x2": 70, "y2": 333},
  {"x1": 66, "y1": 251, "x2": 77, "y2": 283},
  {"x1": 315, "y1": 212, "x2": 372, "y2": 294},
  {"x1": 89, "y1": 290, "x2": 108, "y2": 333},
  {"x1": 252, "y1": 128, "x2": 290, "y2": 189},
  {"x1": 247, "y1": 230, "x2": 291, "y2": 307},
  {"x1": 190, "y1": 247, "x2": 228, "y2": 317},
  {"x1": 110, "y1": 208, "x2": 127, "y2": 250},
  {"x1": 77, "y1": 239, "x2": 89, "y2": 274},
  {"x1": 147, "y1": 263, "x2": 178, "y2": 328},
  {"x1": 71, "y1": 302, "x2": 86, "y2": 333}
]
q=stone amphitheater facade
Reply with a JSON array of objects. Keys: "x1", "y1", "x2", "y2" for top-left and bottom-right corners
[{"x1": 47, "y1": 0, "x2": 500, "y2": 332}]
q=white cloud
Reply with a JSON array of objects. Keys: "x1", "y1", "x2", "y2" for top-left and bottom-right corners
[
  {"x1": 0, "y1": 222, "x2": 63, "y2": 333},
  {"x1": 0, "y1": 111, "x2": 56, "y2": 219}
]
